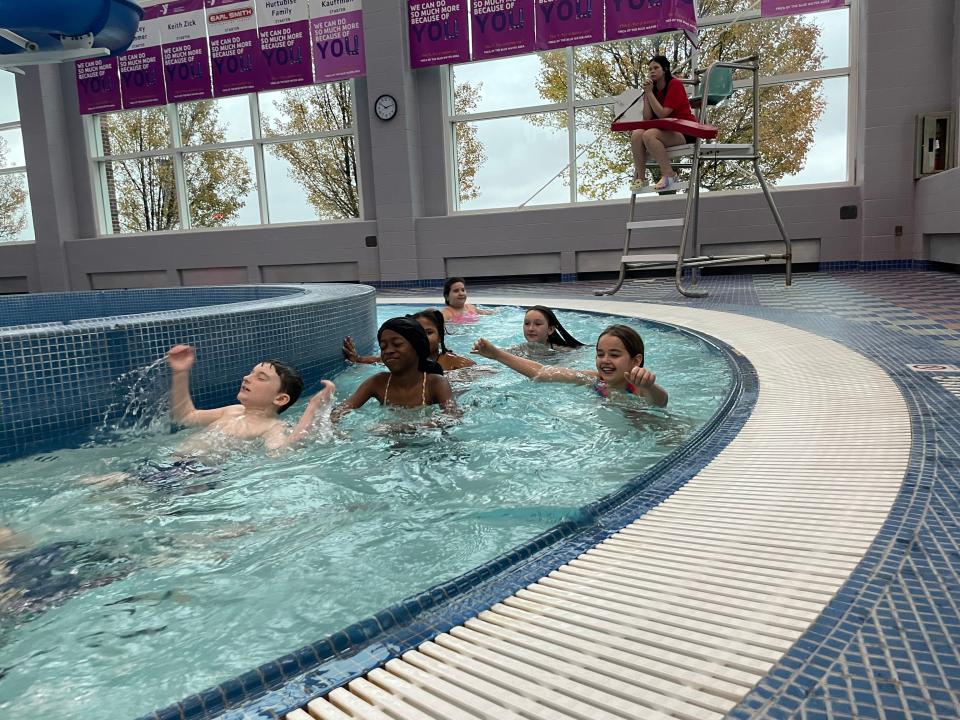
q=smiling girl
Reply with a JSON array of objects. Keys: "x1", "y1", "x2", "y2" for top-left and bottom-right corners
[
  {"x1": 472, "y1": 324, "x2": 668, "y2": 407},
  {"x1": 333, "y1": 317, "x2": 456, "y2": 420}
]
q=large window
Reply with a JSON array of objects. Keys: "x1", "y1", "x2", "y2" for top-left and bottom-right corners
[
  {"x1": 448, "y1": 2, "x2": 855, "y2": 211},
  {"x1": 88, "y1": 82, "x2": 360, "y2": 234},
  {"x1": 0, "y1": 71, "x2": 34, "y2": 242}
]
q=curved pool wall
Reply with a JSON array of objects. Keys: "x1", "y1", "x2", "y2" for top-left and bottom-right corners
[
  {"x1": 0, "y1": 284, "x2": 376, "y2": 461},
  {"x1": 139, "y1": 311, "x2": 757, "y2": 720}
]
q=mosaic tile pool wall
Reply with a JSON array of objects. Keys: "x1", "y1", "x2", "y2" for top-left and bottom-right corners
[{"x1": 0, "y1": 284, "x2": 377, "y2": 461}]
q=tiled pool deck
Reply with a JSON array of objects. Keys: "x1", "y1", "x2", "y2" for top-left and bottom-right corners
[{"x1": 375, "y1": 270, "x2": 960, "y2": 720}]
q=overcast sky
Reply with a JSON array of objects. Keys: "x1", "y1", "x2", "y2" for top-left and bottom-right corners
[{"x1": 0, "y1": 6, "x2": 850, "y2": 239}]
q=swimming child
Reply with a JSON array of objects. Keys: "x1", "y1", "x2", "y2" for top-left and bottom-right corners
[
  {"x1": 342, "y1": 309, "x2": 476, "y2": 372},
  {"x1": 472, "y1": 324, "x2": 668, "y2": 407},
  {"x1": 167, "y1": 345, "x2": 335, "y2": 453},
  {"x1": 441, "y1": 277, "x2": 495, "y2": 323},
  {"x1": 333, "y1": 317, "x2": 456, "y2": 419},
  {"x1": 86, "y1": 346, "x2": 335, "y2": 490},
  {"x1": 522, "y1": 305, "x2": 586, "y2": 350},
  {"x1": 0, "y1": 535, "x2": 137, "y2": 621}
]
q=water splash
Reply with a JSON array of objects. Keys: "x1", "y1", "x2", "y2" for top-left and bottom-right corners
[{"x1": 91, "y1": 357, "x2": 171, "y2": 444}]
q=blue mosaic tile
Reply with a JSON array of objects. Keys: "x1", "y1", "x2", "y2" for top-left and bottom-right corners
[{"x1": 0, "y1": 285, "x2": 377, "y2": 461}]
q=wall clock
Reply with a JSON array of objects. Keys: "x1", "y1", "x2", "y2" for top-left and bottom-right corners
[{"x1": 375, "y1": 94, "x2": 397, "y2": 121}]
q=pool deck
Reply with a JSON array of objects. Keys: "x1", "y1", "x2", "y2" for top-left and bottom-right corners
[{"x1": 287, "y1": 271, "x2": 960, "y2": 720}]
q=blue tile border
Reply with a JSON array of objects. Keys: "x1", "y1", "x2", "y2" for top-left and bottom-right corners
[
  {"x1": 0, "y1": 285, "x2": 377, "y2": 461},
  {"x1": 818, "y1": 260, "x2": 931, "y2": 272},
  {"x1": 721, "y1": 311, "x2": 956, "y2": 718},
  {"x1": 368, "y1": 279, "x2": 445, "y2": 290},
  {"x1": 136, "y1": 307, "x2": 759, "y2": 720}
]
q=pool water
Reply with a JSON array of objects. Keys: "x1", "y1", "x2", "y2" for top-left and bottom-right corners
[{"x1": 0, "y1": 305, "x2": 733, "y2": 720}]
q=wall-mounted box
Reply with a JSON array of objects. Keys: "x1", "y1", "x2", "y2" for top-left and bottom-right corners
[{"x1": 915, "y1": 113, "x2": 956, "y2": 178}]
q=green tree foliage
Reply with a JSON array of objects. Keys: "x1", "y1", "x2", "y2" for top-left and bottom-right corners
[
  {"x1": 0, "y1": 136, "x2": 28, "y2": 241},
  {"x1": 261, "y1": 80, "x2": 486, "y2": 215},
  {"x1": 101, "y1": 101, "x2": 253, "y2": 232},
  {"x1": 260, "y1": 82, "x2": 359, "y2": 219},
  {"x1": 533, "y1": 1, "x2": 827, "y2": 198},
  {"x1": 453, "y1": 81, "x2": 486, "y2": 204}
]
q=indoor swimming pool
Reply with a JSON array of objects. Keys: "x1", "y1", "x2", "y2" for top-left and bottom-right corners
[{"x1": 0, "y1": 304, "x2": 734, "y2": 720}]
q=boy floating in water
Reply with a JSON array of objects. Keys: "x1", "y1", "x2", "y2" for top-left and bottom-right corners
[
  {"x1": 166, "y1": 344, "x2": 335, "y2": 455},
  {"x1": 87, "y1": 346, "x2": 335, "y2": 491}
]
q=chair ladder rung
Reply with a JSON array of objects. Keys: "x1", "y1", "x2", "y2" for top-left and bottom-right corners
[
  {"x1": 626, "y1": 218, "x2": 684, "y2": 230},
  {"x1": 622, "y1": 254, "x2": 678, "y2": 264}
]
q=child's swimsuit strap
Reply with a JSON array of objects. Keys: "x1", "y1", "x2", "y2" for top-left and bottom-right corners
[
  {"x1": 594, "y1": 380, "x2": 639, "y2": 397},
  {"x1": 383, "y1": 372, "x2": 426, "y2": 407}
]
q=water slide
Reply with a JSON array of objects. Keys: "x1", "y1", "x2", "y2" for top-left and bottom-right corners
[{"x1": 0, "y1": 0, "x2": 142, "y2": 66}]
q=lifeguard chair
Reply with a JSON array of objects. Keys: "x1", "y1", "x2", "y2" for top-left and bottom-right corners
[{"x1": 597, "y1": 56, "x2": 792, "y2": 298}]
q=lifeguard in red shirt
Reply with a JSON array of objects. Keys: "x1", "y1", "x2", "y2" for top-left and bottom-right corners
[{"x1": 630, "y1": 55, "x2": 697, "y2": 193}]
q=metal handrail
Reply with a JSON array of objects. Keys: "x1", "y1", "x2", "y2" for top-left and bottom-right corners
[
  {"x1": 673, "y1": 56, "x2": 792, "y2": 297},
  {"x1": 596, "y1": 55, "x2": 792, "y2": 299}
]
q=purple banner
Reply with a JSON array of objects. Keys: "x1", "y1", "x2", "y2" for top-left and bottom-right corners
[
  {"x1": 311, "y1": 0, "x2": 366, "y2": 82},
  {"x1": 658, "y1": 0, "x2": 697, "y2": 37},
  {"x1": 471, "y1": 0, "x2": 535, "y2": 61},
  {"x1": 207, "y1": 0, "x2": 266, "y2": 97},
  {"x1": 534, "y1": 0, "x2": 603, "y2": 51},
  {"x1": 119, "y1": 4, "x2": 167, "y2": 109},
  {"x1": 761, "y1": 0, "x2": 843, "y2": 16},
  {"x1": 604, "y1": 0, "x2": 660, "y2": 41},
  {"x1": 257, "y1": 0, "x2": 313, "y2": 89},
  {"x1": 161, "y1": 0, "x2": 213, "y2": 103},
  {"x1": 76, "y1": 58, "x2": 122, "y2": 115},
  {"x1": 408, "y1": 0, "x2": 469, "y2": 69}
]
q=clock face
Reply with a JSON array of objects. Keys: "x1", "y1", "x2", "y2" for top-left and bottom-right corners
[{"x1": 375, "y1": 94, "x2": 397, "y2": 121}]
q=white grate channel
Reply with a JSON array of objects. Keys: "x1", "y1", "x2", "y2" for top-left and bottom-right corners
[{"x1": 285, "y1": 299, "x2": 911, "y2": 720}]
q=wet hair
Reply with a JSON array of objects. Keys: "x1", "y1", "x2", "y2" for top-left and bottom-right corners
[
  {"x1": 442, "y1": 277, "x2": 466, "y2": 306},
  {"x1": 263, "y1": 360, "x2": 303, "y2": 413},
  {"x1": 377, "y1": 317, "x2": 444, "y2": 374},
  {"x1": 597, "y1": 325, "x2": 645, "y2": 367},
  {"x1": 649, "y1": 55, "x2": 674, "y2": 89},
  {"x1": 526, "y1": 306, "x2": 585, "y2": 348},
  {"x1": 410, "y1": 309, "x2": 451, "y2": 354}
]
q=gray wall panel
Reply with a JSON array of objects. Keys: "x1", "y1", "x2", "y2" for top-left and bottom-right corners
[
  {"x1": 861, "y1": 0, "x2": 956, "y2": 260},
  {"x1": 0, "y1": 243, "x2": 39, "y2": 292}
]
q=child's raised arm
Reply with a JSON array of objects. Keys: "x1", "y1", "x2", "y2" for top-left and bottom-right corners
[
  {"x1": 167, "y1": 345, "x2": 229, "y2": 427},
  {"x1": 342, "y1": 336, "x2": 380, "y2": 365},
  {"x1": 471, "y1": 338, "x2": 590, "y2": 384},
  {"x1": 267, "y1": 380, "x2": 337, "y2": 450}
]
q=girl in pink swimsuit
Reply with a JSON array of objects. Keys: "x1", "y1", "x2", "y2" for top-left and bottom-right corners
[
  {"x1": 472, "y1": 324, "x2": 668, "y2": 407},
  {"x1": 441, "y1": 277, "x2": 495, "y2": 324}
]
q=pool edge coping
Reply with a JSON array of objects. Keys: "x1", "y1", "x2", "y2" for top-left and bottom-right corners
[{"x1": 138, "y1": 303, "x2": 758, "y2": 720}]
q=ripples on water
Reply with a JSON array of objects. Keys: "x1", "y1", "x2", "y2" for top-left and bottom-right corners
[{"x1": 0, "y1": 305, "x2": 732, "y2": 719}]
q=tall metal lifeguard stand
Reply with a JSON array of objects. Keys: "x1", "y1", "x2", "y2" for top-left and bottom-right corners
[{"x1": 597, "y1": 56, "x2": 792, "y2": 298}]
